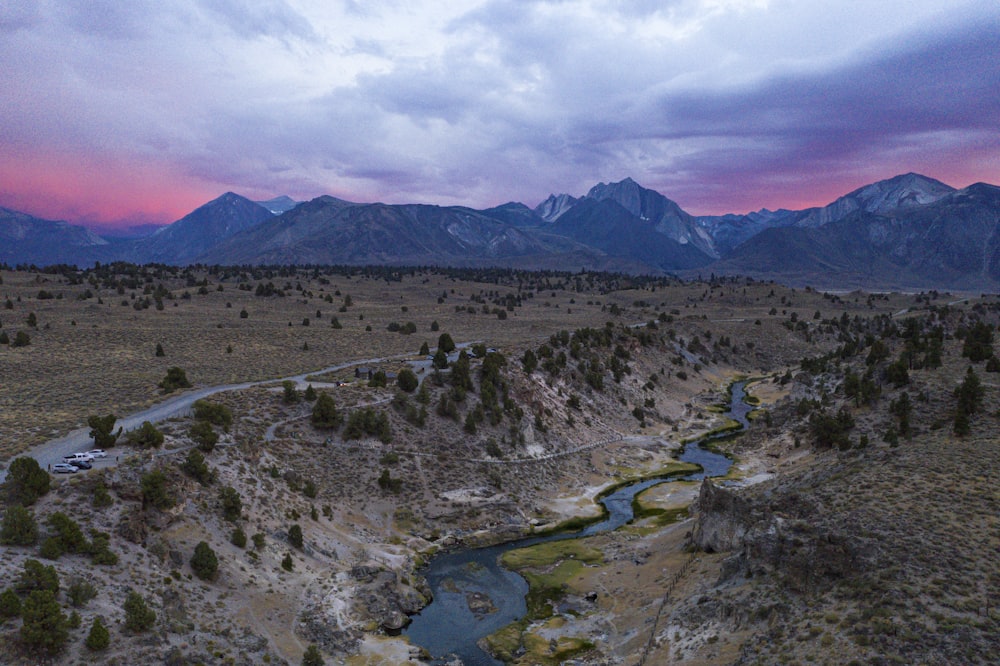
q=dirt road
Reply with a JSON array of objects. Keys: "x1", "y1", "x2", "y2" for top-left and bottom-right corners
[{"x1": 0, "y1": 348, "x2": 458, "y2": 483}]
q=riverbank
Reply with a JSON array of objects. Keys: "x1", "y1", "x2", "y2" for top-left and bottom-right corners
[{"x1": 400, "y1": 380, "x2": 754, "y2": 664}]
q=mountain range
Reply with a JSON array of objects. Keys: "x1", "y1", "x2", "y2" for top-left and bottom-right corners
[{"x1": 2, "y1": 173, "x2": 998, "y2": 289}]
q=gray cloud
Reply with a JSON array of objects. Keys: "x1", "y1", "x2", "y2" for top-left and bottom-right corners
[
  {"x1": 199, "y1": 0, "x2": 317, "y2": 41},
  {"x1": 0, "y1": 2, "x2": 41, "y2": 33}
]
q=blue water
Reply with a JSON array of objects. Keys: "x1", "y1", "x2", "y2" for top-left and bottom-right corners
[{"x1": 403, "y1": 382, "x2": 751, "y2": 664}]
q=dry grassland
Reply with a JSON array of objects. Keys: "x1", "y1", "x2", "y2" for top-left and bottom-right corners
[
  {"x1": 0, "y1": 266, "x2": 916, "y2": 461},
  {"x1": 1, "y1": 263, "x2": 983, "y2": 666}
]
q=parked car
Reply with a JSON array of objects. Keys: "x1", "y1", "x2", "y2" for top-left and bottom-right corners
[
  {"x1": 63, "y1": 452, "x2": 93, "y2": 463},
  {"x1": 85, "y1": 449, "x2": 107, "y2": 458},
  {"x1": 68, "y1": 459, "x2": 92, "y2": 470},
  {"x1": 52, "y1": 463, "x2": 78, "y2": 474}
]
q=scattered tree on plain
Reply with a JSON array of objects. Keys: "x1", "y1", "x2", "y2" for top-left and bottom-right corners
[
  {"x1": 282, "y1": 380, "x2": 301, "y2": 404},
  {"x1": 397, "y1": 368, "x2": 419, "y2": 392},
  {"x1": 88, "y1": 414, "x2": 122, "y2": 448},
  {"x1": 302, "y1": 644, "x2": 325, "y2": 666},
  {"x1": 193, "y1": 400, "x2": 233, "y2": 429},
  {"x1": 219, "y1": 486, "x2": 242, "y2": 522},
  {"x1": 190, "y1": 420, "x2": 219, "y2": 452},
  {"x1": 159, "y1": 366, "x2": 191, "y2": 392},
  {"x1": 437, "y1": 332, "x2": 456, "y2": 353},
  {"x1": 288, "y1": 524, "x2": 303, "y2": 549},
  {"x1": 311, "y1": 392, "x2": 343, "y2": 429}
]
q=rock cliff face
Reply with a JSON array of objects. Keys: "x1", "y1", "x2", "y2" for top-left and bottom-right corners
[
  {"x1": 690, "y1": 479, "x2": 759, "y2": 554},
  {"x1": 691, "y1": 480, "x2": 875, "y2": 593},
  {"x1": 533, "y1": 193, "x2": 578, "y2": 222}
]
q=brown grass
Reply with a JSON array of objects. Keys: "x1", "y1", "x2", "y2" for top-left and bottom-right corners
[
  {"x1": 0, "y1": 265, "x2": 975, "y2": 666},
  {"x1": 1, "y1": 267, "x2": 920, "y2": 461}
]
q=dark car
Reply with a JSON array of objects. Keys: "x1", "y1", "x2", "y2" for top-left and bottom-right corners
[{"x1": 68, "y1": 459, "x2": 92, "y2": 470}]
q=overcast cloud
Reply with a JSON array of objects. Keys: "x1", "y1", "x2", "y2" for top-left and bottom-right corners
[{"x1": 1, "y1": 0, "x2": 997, "y2": 225}]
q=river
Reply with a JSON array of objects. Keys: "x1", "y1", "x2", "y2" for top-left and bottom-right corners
[{"x1": 403, "y1": 381, "x2": 752, "y2": 664}]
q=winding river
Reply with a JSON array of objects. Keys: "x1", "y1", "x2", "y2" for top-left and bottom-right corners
[{"x1": 403, "y1": 382, "x2": 753, "y2": 664}]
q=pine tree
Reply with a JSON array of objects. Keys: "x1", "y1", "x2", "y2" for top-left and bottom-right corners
[
  {"x1": 0, "y1": 504, "x2": 38, "y2": 545},
  {"x1": 125, "y1": 420, "x2": 163, "y2": 448},
  {"x1": 18, "y1": 559, "x2": 59, "y2": 594},
  {"x1": 190, "y1": 541, "x2": 219, "y2": 581},
  {"x1": 282, "y1": 380, "x2": 301, "y2": 404},
  {"x1": 122, "y1": 591, "x2": 156, "y2": 633},
  {"x1": 140, "y1": 470, "x2": 175, "y2": 510},
  {"x1": 85, "y1": 617, "x2": 110, "y2": 651},
  {"x1": 288, "y1": 524, "x2": 303, "y2": 549},
  {"x1": 311, "y1": 393, "x2": 342, "y2": 429},
  {"x1": 0, "y1": 589, "x2": 21, "y2": 618},
  {"x1": 87, "y1": 414, "x2": 122, "y2": 448},
  {"x1": 190, "y1": 421, "x2": 219, "y2": 452},
  {"x1": 158, "y1": 366, "x2": 191, "y2": 392},
  {"x1": 4, "y1": 457, "x2": 50, "y2": 505},
  {"x1": 437, "y1": 332, "x2": 455, "y2": 353},
  {"x1": 219, "y1": 486, "x2": 242, "y2": 521},
  {"x1": 20, "y1": 590, "x2": 68, "y2": 655}
]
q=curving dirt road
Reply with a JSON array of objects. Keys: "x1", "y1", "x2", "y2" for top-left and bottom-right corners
[{"x1": 0, "y1": 349, "x2": 452, "y2": 483}]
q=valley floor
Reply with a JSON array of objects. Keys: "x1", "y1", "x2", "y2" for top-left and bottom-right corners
[{"x1": 2, "y1": 266, "x2": 996, "y2": 666}]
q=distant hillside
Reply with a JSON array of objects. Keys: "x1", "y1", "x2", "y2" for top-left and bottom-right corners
[
  {"x1": 256, "y1": 195, "x2": 300, "y2": 215},
  {"x1": 698, "y1": 173, "x2": 957, "y2": 254},
  {"x1": 480, "y1": 202, "x2": 543, "y2": 227},
  {"x1": 126, "y1": 193, "x2": 274, "y2": 265},
  {"x1": 707, "y1": 183, "x2": 1000, "y2": 289},
  {"x1": 792, "y1": 172, "x2": 956, "y2": 228},
  {"x1": 198, "y1": 197, "x2": 582, "y2": 267},
  {"x1": 0, "y1": 207, "x2": 111, "y2": 266}
]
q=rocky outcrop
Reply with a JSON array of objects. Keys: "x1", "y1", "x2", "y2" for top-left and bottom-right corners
[
  {"x1": 691, "y1": 480, "x2": 875, "y2": 593},
  {"x1": 160, "y1": 587, "x2": 195, "y2": 634},
  {"x1": 116, "y1": 506, "x2": 148, "y2": 545},
  {"x1": 297, "y1": 615, "x2": 359, "y2": 656},
  {"x1": 690, "y1": 480, "x2": 762, "y2": 554},
  {"x1": 350, "y1": 566, "x2": 429, "y2": 633}
]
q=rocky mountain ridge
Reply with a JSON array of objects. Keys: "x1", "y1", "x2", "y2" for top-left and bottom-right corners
[
  {"x1": 707, "y1": 181, "x2": 1000, "y2": 289},
  {"x1": 696, "y1": 172, "x2": 958, "y2": 254},
  {"x1": 3, "y1": 174, "x2": 999, "y2": 289}
]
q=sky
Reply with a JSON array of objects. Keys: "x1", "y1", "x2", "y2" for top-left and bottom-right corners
[{"x1": 1, "y1": 0, "x2": 998, "y2": 228}]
